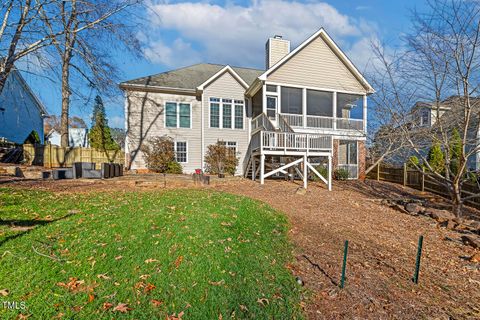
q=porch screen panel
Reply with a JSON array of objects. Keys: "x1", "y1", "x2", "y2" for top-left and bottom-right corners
[
  {"x1": 281, "y1": 87, "x2": 302, "y2": 114},
  {"x1": 337, "y1": 93, "x2": 363, "y2": 119},
  {"x1": 307, "y1": 90, "x2": 333, "y2": 116}
]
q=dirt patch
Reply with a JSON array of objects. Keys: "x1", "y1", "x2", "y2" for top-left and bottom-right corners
[{"x1": 1, "y1": 176, "x2": 480, "y2": 319}]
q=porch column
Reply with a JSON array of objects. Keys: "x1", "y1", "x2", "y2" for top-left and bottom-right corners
[
  {"x1": 328, "y1": 154, "x2": 332, "y2": 191},
  {"x1": 363, "y1": 95, "x2": 368, "y2": 134},
  {"x1": 260, "y1": 154, "x2": 265, "y2": 185},
  {"x1": 302, "y1": 88, "x2": 307, "y2": 128},
  {"x1": 251, "y1": 155, "x2": 256, "y2": 181},
  {"x1": 333, "y1": 91, "x2": 337, "y2": 130},
  {"x1": 303, "y1": 154, "x2": 308, "y2": 189},
  {"x1": 262, "y1": 83, "x2": 267, "y2": 115}
]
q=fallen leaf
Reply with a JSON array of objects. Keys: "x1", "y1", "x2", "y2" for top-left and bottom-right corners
[
  {"x1": 113, "y1": 303, "x2": 131, "y2": 313},
  {"x1": 257, "y1": 298, "x2": 269, "y2": 306},
  {"x1": 139, "y1": 274, "x2": 150, "y2": 280},
  {"x1": 88, "y1": 294, "x2": 95, "y2": 303},
  {"x1": 209, "y1": 280, "x2": 225, "y2": 286},
  {"x1": 174, "y1": 256, "x2": 183, "y2": 269},
  {"x1": 144, "y1": 283, "x2": 156, "y2": 294},
  {"x1": 97, "y1": 274, "x2": 110, "y2": 280},
  {"x1": 102, "y1": 302, "x2": 113, "y2": 310},
  {"x1": 151, "y1": 299, "x2": 163, "y2": 307},
  {"x1": 0, "y1": 289, "x2": 9, "y2": 296},
  {"x1": 239, "y1": 304, "x2": 248, "y2": 312},
  {"x1": 144, "y1": 258, "x2": 159, "y2": 264},
  {"x1": 115, "y1": 256, "x2": 123, "y2": 260}
]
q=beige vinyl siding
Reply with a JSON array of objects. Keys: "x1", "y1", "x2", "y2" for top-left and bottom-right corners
[
  {"x1": 125, "y1": 90, "x2": 202, "y2": 173},
  {"x1": 203, "y1": 70, "x2": 250, "y2": 175},
  {"x1": 268, "y1": 34, "x2": 366, "y2": 93}
]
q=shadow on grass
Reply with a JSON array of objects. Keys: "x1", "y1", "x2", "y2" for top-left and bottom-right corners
[{"x1": 0, "y1": 213, "x2": 75, "y2": 247}]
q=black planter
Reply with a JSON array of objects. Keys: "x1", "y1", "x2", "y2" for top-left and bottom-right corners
[{"x1": 218, "y1": 173, "x2": 225, "y2": 178}]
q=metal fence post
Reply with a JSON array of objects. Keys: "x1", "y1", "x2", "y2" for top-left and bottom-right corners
[
  {"x1": 340, "y1": 240, "x2": 349, "y2": 289},
  {"x1": 413, "y1": 235, "x2": 424, "y2": 284},
  {"x1": 403, "y1": 163, "x2": 407, "y2": 186}
]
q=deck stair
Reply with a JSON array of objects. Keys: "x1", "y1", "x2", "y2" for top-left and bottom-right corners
[{"x1": 245, "y1": 113, "x2": 333, "y2": 190}]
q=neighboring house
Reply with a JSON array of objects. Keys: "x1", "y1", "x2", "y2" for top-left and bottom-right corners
[
  {"x1": 0, "y1": 69, "x2": 47, "y2": 144},
  {"x1": 120, "y1": 28, "x2": 374, "y2": 187},
  {"x1": 46, "y1": 128, "x2": 90, "y2": 147},
  {"x1": 407, "y1": 96, "x2": 480, "y2": 171}
]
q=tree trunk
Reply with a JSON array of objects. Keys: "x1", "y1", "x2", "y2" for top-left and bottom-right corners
[
  {"x1": 60, "y1": 56, "x2": 71, "y2": 147},
  {"x1": 450, "y1": 180, "x2": 463, "y2": 218}
]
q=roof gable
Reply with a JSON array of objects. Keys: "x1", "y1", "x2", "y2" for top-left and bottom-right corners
[
  {"x1": 197, "y1": 66, "x2": 248, "y2": 91},
  {"x1": 260, "y1": 28, "x2": 374, "y2": 94}
]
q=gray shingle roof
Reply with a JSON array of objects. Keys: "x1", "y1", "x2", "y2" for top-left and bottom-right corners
[{"x1": 120, "y1": 63, "x2": 263, "y2": 90}]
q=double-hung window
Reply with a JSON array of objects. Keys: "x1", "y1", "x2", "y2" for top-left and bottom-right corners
[
  {"x1": 165, "y1": 102, "x2": 191, "y2": 128},
  {"x1": 222, "y1": 99, "x2": 232, "y2": 128},
  {"x1": 220, "y1": 141, "x2": 237, "y2": 155},
  {"x1": 175, "y1": 141, "x2": 187, "y2": 163},
  {"x1": 234, "y1": 100, "x2": 244, "y2": 129},
  {"x1": 210, "y1": 98, "x2": 221, "y2": 128},
  {"x1": 209, "y1": 97, "x2": 244, "y2": 129}
]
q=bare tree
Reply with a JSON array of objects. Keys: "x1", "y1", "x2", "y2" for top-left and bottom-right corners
[
  {"x1": 0, "y1": 0, "x2": 59, "y2": 95},
  {"x1": 371, "y1": 0, "x2": 480, "y2": 216},
  {"x1": 39, "y1": 0, "x2": 142, "y2": 147}
]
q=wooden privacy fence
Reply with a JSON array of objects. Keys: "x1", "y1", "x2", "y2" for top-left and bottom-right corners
[
  {"x1": 367, "y1": 162, "x2": 480, "y2": 209},
  {"x1": 23, "y1": 144, "x2": 125, "y2": 168}
]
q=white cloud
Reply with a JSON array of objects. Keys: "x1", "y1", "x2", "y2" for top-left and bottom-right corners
[{"x1": 144, "y1": 0, "x2": 379, "y2": 70}]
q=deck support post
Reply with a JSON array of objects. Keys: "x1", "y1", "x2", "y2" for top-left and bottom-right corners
[
  {"x1": 260, "y1": 154, "x2": 265, "y2": 185},
  {"x1": 303, "y1": 154, "x2": 308, "y2": 189},
  {"x1": 251, "y1": 155, "x2": 256, "y2": 181},
  {"x1": 328, "y1": 154, "x2": 332, "y2": 191}
]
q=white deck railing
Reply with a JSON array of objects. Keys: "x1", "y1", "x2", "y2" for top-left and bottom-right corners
[
  {"x1": 252, "y1": 113, "x2": 276, "y2": 132},
  {"x1": 279, "y1": 114, "x2": 303, "y2": 127},
  {"x1": 306, "y1": 115, "x2": 334, "y2": 128},
  {"x1": 259, "y1": 131, "x2": 332, "y2": 152},
  {"x1": 336, "y1": 118, "x2": 363, "y2": 131},
  {"x1": 280, "y1": 113, "x2": 364, "y2": 131}
]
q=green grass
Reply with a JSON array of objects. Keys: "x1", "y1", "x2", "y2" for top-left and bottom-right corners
[{"x1": 0, "y1": 188, "x2": 303, "y2": 319}]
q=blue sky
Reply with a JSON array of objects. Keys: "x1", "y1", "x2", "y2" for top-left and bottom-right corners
[{"x1": 21, "y1": 0, "x2": 429, "y2": 129}]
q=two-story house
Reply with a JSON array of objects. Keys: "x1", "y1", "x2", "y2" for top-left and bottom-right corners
[{"x1": 120, "y1": 28, "x2": 374, "y2": 188}]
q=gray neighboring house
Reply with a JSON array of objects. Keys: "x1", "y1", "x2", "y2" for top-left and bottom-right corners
[
  {"x1": 46, "y1": 127, "x2": 90, "y2": 147},
  {"x1": 120, "y1": 28, "x2": 374, "y2": 187},
  {"x1": 0, "y1": 69, "x2": 47, "y2": 144}
]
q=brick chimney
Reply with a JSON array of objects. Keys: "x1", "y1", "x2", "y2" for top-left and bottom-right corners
[{"x1": 265, "y1": 35, "x2": 290, "y2": 69}]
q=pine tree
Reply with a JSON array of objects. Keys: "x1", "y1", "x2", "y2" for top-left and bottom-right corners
[
  {"x1": 449, "y1": 128, "x2": 462, "y2": 175},
  {"x1": 427, "y1": 143, "x2": 444, "y2": 173},
  {"x1": 88, "y1": 95, "x2": 119, "y2": 151}
]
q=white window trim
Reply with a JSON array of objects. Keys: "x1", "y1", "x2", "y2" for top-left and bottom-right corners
[
  {"x1": 164, "y1": 102, "x2": 192, "y2": 129},
  {"x1": 209, "y1": 97, "x2": 244, "y2": 130},
  {"x1": 174, "y1": 140, "x2": 188, "y2": 164}
]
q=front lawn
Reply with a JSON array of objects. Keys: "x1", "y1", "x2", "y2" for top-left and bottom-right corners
[{"x1": 0, "y1": 188, "x2": 303, "y2": 319}]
